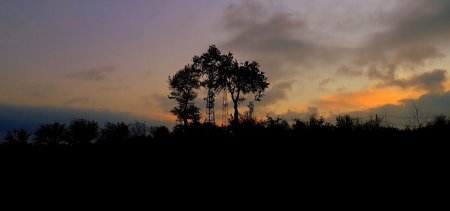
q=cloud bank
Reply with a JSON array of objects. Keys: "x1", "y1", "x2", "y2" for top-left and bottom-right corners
[{"x1": 0, "y1": 103, "x2": 171, "y2": 136}]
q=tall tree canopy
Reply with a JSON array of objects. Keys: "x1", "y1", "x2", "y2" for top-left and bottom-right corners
[
  {"x1": 226, "y1": 61, "x2": 269, "y2": 122},
  {"x1": 168, "y1": 45, "x2": 269, "y2": 125},
  {"x1": 193, "y1": 45, "x2": 223, "y2": 94},
  {"x1": 168, "y1": 64, "x2": 202, "y2": 126}
]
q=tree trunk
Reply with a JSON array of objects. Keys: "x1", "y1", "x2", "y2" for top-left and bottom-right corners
[
  {"x1": 233, "y1": 99, "x2": 239, "y2": 123},
  {"x1": 183, "y1": 100, "x2": 189, "y2": 126}
]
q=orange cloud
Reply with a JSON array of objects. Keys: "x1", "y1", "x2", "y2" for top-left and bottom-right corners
[
  {"x1": 445, "y1": 81, "x2": 450, "y2": 92},
  {"x1": 317, "y1": 87, "x2": 426, "y2": 112}
]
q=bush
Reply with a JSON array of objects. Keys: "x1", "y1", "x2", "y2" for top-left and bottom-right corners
[
  {"x1": 67, "y1": 119, "x2": 99, "y2": 145},
  {"x1": 99, "y1": 122, "x2": 129, "y2": 144},
  {"x1": 3, "y1": 129, "x2": 31, "y2": 145},
  {"x1": 34, "y1": 122, "x2": 67, "y2": 145}
]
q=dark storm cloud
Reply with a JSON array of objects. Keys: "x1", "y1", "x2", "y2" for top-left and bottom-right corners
[
  {"x1": 352, "y1": 0, "x2": 450, "y2": 80},
  {"x1": 67, "y1": 65, "x2": 116, "y2": 81},
  {"x1": 373, "y1": 0, "x2": 450, "y2": 49},
  {"x1": 259, "y1": 81, "x2": 294, "y2": 107},
  {"x1": 377, "y1": 69, "x2": 447, "y2": 93},
  {"x1": 391, "y1": 46, "x2": 444, "y2": 67},
  {"x1": 220, "y1": 0, "x2": 450, "y2": 87},
  {"x1": 220, "y1": 0, "x2": 342, "y2": 80}
]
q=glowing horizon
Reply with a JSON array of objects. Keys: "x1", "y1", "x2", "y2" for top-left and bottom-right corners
[{"x1": 2, "y1": 0, "x2": 450, "y2": 129}]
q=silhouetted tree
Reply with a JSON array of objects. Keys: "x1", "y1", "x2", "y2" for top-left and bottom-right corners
[
  {"x1": 292, "y1": 119, "x2": 308, "y2": 133},
  {"x1": 150, "y1": 126, "x2": 170, "y2": 141},
  {"x1": 3, "y1": 129, "x2": 31, "y2": 145},
  {"x1": 265, "y1": 116, "x2": 290, "y2": 134},
  {"x1": 168, "y1": 65, "x2": 201, "y2": 126},
  {"x1": 193, "y1": 45, "x2": 223, "y2": 92},
  {"x1": 34, "y1": 122, "x2": 67, "y2": 146},
  {"x1": 173, "y1": 45, "x2": 269, "y2": 125},
  {"x1": 129, "y1": 121, "x2": 149, "y2": 138},
  {"x1": 193, "y1": 45, "x2": 224, "y2": 122},
  {"x1": 427, "y1": 115, "x2": 449, "y2": 130},
  {"x1": 100, "y1": 122, "x2": 129, "y2": 143},
  {"x1": 336, "y1": 115, "x2": 354, "y2": 131},
  {"x1": 67, "y1": 118, "x2": 99, "y2": 145},
  {"x1": 226, "y1": 61, "x2": 269, "y2": 123},
  {"x1": 412, "y1": 102, "x2": 424, "y2": 129},
  {"x1": 363, "y1": 115, "x2": 384, "y2": 131},
  {"x1": 307, "y1": 114, "x2": 325, "y2": 129}
]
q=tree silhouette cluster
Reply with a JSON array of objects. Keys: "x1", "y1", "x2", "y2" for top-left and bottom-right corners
[
  {"x1": 3, "y1": 114, "x2": 450, "y2": 149},
  {"x1": 168, "y1": 45, "x2": 269, "y2": 126},
  {"x1": 2, "y1": 118, "x2": 169, "y2": 147}
]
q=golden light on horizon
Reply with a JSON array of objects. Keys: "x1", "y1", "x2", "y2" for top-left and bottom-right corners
[{"x1": 317, "y1": 88, "x2": 426, "y2": 112}]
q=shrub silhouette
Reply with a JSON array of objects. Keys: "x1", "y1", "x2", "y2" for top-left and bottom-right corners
[
  {"x1": 426, "y1": 115, "x2": 449, "y2": 129},
  {"x1": 336, "y1": 115, "x2": 354, "y2": 131},
  {"x1": 307, "y1": 114, "x2": 327, "y2": 130},
  {"x1": 34, "y1": 122, "x2": 67, "y2": 146},
  {"x1": 99, "y1": 122, "x2": 129, "y2": 144},
  {"x1": 149, "y1": 126, "x2": 170, "y2": 141},
  {"x1": 292, "y1": 119, "x2": 308, "y2": 133},
  {"x1": 67, "y1": 119, "x2": 99, "y2": 145},
  {"x1": 363, "y1": 115, "x2": 384, "y2": 132},
  {"x1": 129, "y1": 121, "x2": 150, "y2": 139},
  {"x1": 3, "y1": 113, "x2": 450, "y2": 151},
  {"x1": 227, "y1": 115, "x2": 264, "y2": 137},
  {"x1": 3, "y1": 129, "x2": 31, "y2": 145},
  {"x1": 265, "y1": 116, "x2": 290, "y2": 133}
]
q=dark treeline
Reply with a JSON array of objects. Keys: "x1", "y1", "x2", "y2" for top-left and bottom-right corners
[
  {"x1": 2, "y1": 114, "x2": 450, "y2": 149},
  {"x1": 2, "y1": 115, "x2": 450, "y2": 176}
]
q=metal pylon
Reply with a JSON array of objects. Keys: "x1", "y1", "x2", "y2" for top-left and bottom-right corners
[
  {"x1": 205, "y1": 88, "x2": 215, "y2": 124},
  {"x1": 222, "y1": 88, "x2": 228, "y2": 127},
  {"x1": 248, "y1": 101, "x2": 254, "y2": 119}
]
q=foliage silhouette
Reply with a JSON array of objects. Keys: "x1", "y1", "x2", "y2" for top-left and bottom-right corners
[
  {"x1": 149, "y1": 125, "x2": 170, "y2": 141},
  {"x1": 193, "y1": 45, "x2": 224, "y2": 123},
  {"x1": 226, "y1": 61, "x2": 269, "y2": 123},
  {"x1": 129, "y1": 121, "x2": 150, "y2": 139},
  {"x1": 3, "y1": 129, "x2": 31, "y2": 146},
  {"x1": 336, "y1": 115, "x2": 354, "y2": 131},
  {"x1": 67, "y1": 118, "x2": 99, "y2": 145},
  {"x1": 193, "y1": 45, "x2": 223, "y2": 95},
  {"x1": 34, "y1": 122, "x2": 67, "y2": 146},
  {"x1": 2, "y1": 114, "x2": 450, "y2": 157},
  {"x1": 427, "y1": 115, "x2": 449, "y2": 129},
  {"x1": 170, "y1": 45, "x2": 269, "y2": 125},
  {"x1": 168, "y1": 64, "x2": 201, "y2": 126},
  {"x1": 99, "y1": 122, "x2": 129, "y2": 144},
  {"x1": 363, "y1": 115, "x2": 384, "y2": 132},
  {"x1": 306, "y1": 114, "x2": 328, "y2": 130},
  {"x1": 265, "y1": 116, "x2": 290, "y2": 133}
]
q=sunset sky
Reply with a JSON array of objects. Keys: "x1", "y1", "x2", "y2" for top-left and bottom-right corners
[{"x1": 2, "y1": 0, "x2": 450, "y2": 131}]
